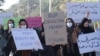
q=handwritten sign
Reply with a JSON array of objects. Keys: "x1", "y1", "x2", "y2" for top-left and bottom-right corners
[
  {"x1": 26, "y1": 17, "x2": 42, "y2": 28},
  {"x1": 0, "y1": 12, "x2": 13, "y2": 25},
  {"x1": 43, "y1": 12, "x2": 67, "y2": 45},
  {"x1": 77, "y1": 31, "x2": 100, "y2": 54},
  {"x1": 67, "y1": 2, "x2": 100, "y2": 22},
  {"x1": 11, "y1": 28, "x2": 43, "y2": 50}
]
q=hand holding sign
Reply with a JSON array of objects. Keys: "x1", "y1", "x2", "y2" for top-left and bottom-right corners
[
  {"x1": 67, "y1": 2, "x2": 100, "y2": 22},
  {"x1": 44, "y1": 11, "x2": 67, "y2": 45},
  {"x1": 11, "y1": 28, "x2": 43, "y2": 51},
  {"x1": 77, "y1": 31, "x2": 100, "y2": 54},
  {"x1": 85, "y1": 11, "x2": 90, "y2": 18}
]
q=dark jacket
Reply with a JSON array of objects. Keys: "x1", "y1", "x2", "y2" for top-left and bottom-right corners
[
  {"x1": 78, "y1": 18, "x2": 95, "y2": 56},
  {"x1": 3, "y1": 29, "x2": 17, "y2": 56},
  {"x1": 3, "y1": 29, "x2": 33, "y2": 56},
  {"x1": 79, "y1": 18, "x2": 95, "y2": 34},
  {"x1": 38, "y1": 27, "x2": 56, "y2": 56}
]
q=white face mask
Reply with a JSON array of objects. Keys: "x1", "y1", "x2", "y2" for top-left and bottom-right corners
[
  {"x1": 21, "y1": 25, "x2": 27, "y2": 29},
  {"x1": 9, "y1": 24, "x2": 13, "y2": 28},
  {"x1": 67, "y1": 23, "x2": 72, "y2": 28}
]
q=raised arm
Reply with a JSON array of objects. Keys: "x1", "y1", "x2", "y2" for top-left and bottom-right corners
[{"x1": 85, "y1": 11, "x2": 90, "y2": 18}]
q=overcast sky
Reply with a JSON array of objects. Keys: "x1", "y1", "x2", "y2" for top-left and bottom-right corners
[{"x1": 0, "y1": 0, "x2": 19, "y2": 10}]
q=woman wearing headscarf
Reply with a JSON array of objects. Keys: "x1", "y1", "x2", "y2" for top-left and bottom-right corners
[
  {"x1": 4, "y1": 19, "x2": 34, "y2": 56},
  {"x1": 39, "y1": 23, "x2": 56, "y2": 56},
  {"x1": 63, "y1": 18, "x2": 80, "y2": 56},
  {"x1": 3, "y1": 19, "x2": 15, "y2": 56},
  {"x1": 79, "y1": 18, "x2": 95, "y2": 56},
  {"x1": 13, "y1": 19, "x2": 33, "y2": 56}
]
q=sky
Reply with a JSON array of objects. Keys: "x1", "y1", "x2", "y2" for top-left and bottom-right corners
[{"x1": 0, "y1": 0, "x2": 19, "y2": 10}]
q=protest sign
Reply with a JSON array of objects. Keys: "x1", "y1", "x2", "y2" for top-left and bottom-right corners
[
  {"x1": 11, "y1": 28, "x2": 43, "y2": 50},
  {"x1": 43, "y1": 11, "x2": 67, "y2": 45},
  {"x1": 26, "y1": 17, "x2": 42, "y2": 28},
  {"x1": 67, "y1": 2, "x2": 100, "y2": 22},
  {"x1": 77, "y1": 31, "x2": 100, "y2": 54},
  {"x1": 0, "y1": 12, "x2": 13, "y2": 25}
]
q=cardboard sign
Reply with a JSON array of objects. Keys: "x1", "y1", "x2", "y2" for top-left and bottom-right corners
[
  {"x1": 26, "y1": 17, "x2": 42, "y2": 28},
  {"x1": 43, "y1": 12, "x2": 67, "y2": 45},
  {"x1": 11, "y1": 28, "x2": 43, "y2": 50},
  {"x1": 67, "y1": 2, "x2": 100, "y2": 22},
  {"x1": 77, "y1": 31, "x2": 100, "y2": 54}
]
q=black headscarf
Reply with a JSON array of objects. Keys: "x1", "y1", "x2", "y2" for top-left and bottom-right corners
[
  {"x1": 7, "y1": 19, "x2": 15, "y2": 30},
  {"x1": 39, "y1": 23, "x2": 45, "y2": 44},
  {"x1": 19, "y1": 19, "x2": 28, "y2": 28},
  {"x1": 79, "y1": 18, "x2": 94, "y2": 34},
  {"x1": 66, "y1": 18, "x2": 76, "y2": 53}
]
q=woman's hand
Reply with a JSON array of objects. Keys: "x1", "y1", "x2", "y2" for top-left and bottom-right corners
[{"x1": 85, "y1": 11, "x2": 90, "y2": 18}]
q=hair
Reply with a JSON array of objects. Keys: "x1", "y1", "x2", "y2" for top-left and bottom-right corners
[
  {"x1": 88, "y1": 19, "x2": 92, "y2": 23},
  {"x1": 41, "y1": 23, "x2": 44, "y2": 32},
  {"x1": 7, "y1": 19, "x2": 15, "y2": 29},
  {"x1": 79, "y1": 18, "x2": 89, "y2": 28},
  {"x1": 19, "y1": 19, "x2": 28, "y2": 28},
  {"x1": 66, "y1": 18, "x2": 75, "y2": 27}
]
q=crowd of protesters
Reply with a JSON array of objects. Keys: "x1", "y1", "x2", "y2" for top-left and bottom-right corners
[{"x1": 0, "y1": 12, "x2": 96, "y2": 56}]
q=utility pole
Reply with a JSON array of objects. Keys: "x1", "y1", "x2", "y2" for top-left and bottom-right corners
[
  {"x1": 27, "y1": 0, "x2": 30, "y2": 16},
  {"x1": 49, "y1": 0, "x2": 52, "y2": 12},
  {"x1": 18, "y1": 1, "x2": 20, "y2": 17},
  {"x1": 40, "y1": 0, "x2": 42, "y2": 16}
]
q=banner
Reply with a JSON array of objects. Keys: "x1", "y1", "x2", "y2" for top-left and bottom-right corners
[
  {"x1": 0, "y1": 12, "x2": 13, "y2": 25},
  {"x1": 4, "y1": 17, "x2": 24, "y2": 30},
  {"x1": 67, "y1": 2, "x2": 100, "y2": 22},
  {"x1": 44, "y1": 12, "x2": 67, "y2": 45},
  {"x1": 77, "y1": 31, "x2": 100, "y2": 54},
  {"x1": 26, "y1": 17, "x2": 42, "y2": 28},
  {"x1": 11, "y1": 28, "x2": 43, "y2": 50}
]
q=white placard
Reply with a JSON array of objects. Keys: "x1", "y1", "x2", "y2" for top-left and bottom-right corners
[
  {"x1": 67, "y1": 2, "x2": 100, "y2": 22},
  {"x1": 0, "y1": 12, "x2": 13, "y2": 25},
  {"x1": 11, "y1": 28, "x2": 43, "y2": 51},
  {"x1": 77, "y1": 31, "x2": 100, "y2": 54}
]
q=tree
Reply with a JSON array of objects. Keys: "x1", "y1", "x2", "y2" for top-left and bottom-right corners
[{"x1": 0, "y1": 0, "x2": 4, "y2": 6}]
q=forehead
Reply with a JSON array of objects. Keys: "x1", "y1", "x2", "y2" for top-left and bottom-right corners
[
  {"x1": 8, "y1": 21, "x2": 13, "y2": 23},
  {"x1": 20, "y1": 21, "x2": 26, "y2": 24},
  {"x1": 84, "y1": 21, "x2": 89, "y2": 23},
  {"x1": 66, "y1": 19, "x2": 72, "y2": 22}
]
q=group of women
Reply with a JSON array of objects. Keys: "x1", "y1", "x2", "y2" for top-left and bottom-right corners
[{"x1": 0, "y1": 12, "x2": 96, "y2": 56}]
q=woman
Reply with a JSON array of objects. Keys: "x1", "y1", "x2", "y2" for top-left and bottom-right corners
[
  {"x1": 63, "y1": 18, "x2": 80, "y2": 56},
  {"x1": 3, "y1": 19, "x2": 15, "y2": 56},
  {"x1": 5, "y1": 19, "x2": 15, "y2": 40},
  {"x1": 13, "y1": 19, "x2": 33, "y2": 56},
  {"x1": 39, "y1": 23, "x2": 56, "y2": 56},
  {"x1": 79, "y1": 18, "x2": 95, "y2": 56},
  {"x1": 19, "y1": 19, "x2": 28, "y2": 28}
]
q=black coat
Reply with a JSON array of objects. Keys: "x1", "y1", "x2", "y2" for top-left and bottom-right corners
[
  {"x1": 3, "y1": 29, "x2": 17, "y2": 56},
  {"x1": 79, "y1": 27, "x2": 94, "y2": 34},
  {"x1": 3, "y1": 29, "x2": 33, "y2": 56}
]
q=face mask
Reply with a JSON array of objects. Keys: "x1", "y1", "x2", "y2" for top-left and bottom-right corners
[
  {"x1": 21, "y1": 25, "x2": 27, "y2": 29},
  {"x1": 67, "y1": 23, "x2": 72, "y2": 28},
  {"x1": 9, "y1": 24, "x2": 13, "y2": 28}
]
